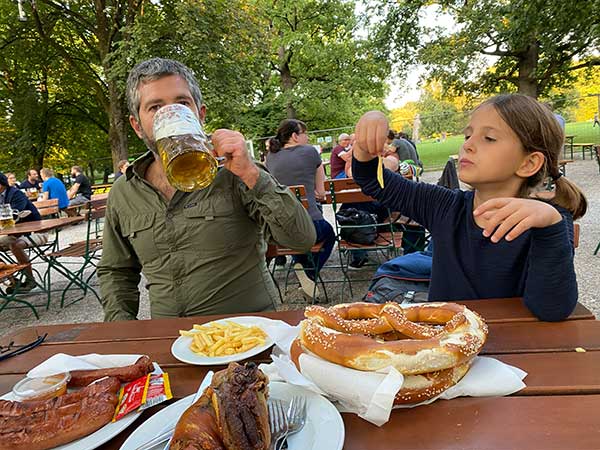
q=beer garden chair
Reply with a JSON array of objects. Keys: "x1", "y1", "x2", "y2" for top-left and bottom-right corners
[
  {"x1": 265, "y1": 185, "x2": 329, "y2": 304},
  {"x1": 324, "y1": 178, "x2": 403, "y2": 299},
  {"x1": 0, "y1": 262, "x2": 40, "y2": 319},
  {"x1": 45, "y1": 197, "x2": 107, "y2": 307}
]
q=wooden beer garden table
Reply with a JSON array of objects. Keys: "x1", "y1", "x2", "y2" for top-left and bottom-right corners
[{"x1": 1, "y1": 298, "x2": 599, "y2": 449}]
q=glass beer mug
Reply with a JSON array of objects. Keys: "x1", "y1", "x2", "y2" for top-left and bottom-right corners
[
  {"x1": 153, "y1": 104, "x2": 218, "y2": 192},
  {"x1": 0, "y1": 204, "x2": 16, "y2": 229}
]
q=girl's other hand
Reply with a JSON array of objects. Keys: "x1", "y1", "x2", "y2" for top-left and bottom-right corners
[
  {"x1": 473, "y1": 198, "x2": 563, "y2": 243},
  {"x1": 353, "y1": 111, "x2": 388, "y2": 162}
]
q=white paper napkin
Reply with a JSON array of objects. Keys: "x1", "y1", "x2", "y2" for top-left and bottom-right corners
[
  {"x1": 27, "y1": 353, "x2": 145, "y2": 378},
  {"x1": 258, "y1": 320, "x2": 528, "y2": 426}
]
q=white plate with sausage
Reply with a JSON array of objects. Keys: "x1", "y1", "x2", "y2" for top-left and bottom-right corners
[
  {"x1": 120, "y1": 381, "x2": 344, "y2": 450},
  {"x1": 171, "y1": 316, "x2": 275, "y2": 366},
  {"x1": 0, "y1": 391, "x2": 141, "y2": 450}
]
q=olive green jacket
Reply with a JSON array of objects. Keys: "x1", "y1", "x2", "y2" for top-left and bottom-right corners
[{"x1": 98, "y1": 152, "x2": 316, "y2": 321}]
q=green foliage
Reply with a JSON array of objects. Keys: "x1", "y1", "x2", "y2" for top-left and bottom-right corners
[
  {"x1": 416, "y1": 92, "x2": 466, "y2": 137},
  {"x1": 1, "y1": 0, "x2": 392, "y2": 172},
  {"x1": 376, "y1": 0, "x2": 600, "y2": 98},
  {"x1": 243, "y1": 0, "x2": 391, "y2": 138}
]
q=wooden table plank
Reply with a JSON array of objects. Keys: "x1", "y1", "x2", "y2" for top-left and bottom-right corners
[
  {"x1": 496, "y1": 352, "x2": 600, "y2": 395},
  {"x1": 483, "y1": 320, "x2": 600, "y2": 354},
  {"x1": 3, "y1": 299, "x2": 594, "y2": 346},
  {"x1": 3, "y1": 351, "x2": 600, "y2": 400},
  {"x1": 0, "y1": 216, "x2": 84, "y2": 236},
  {"x1": 341, "y1": 395, "x2": 600, "y2": 450},
  {"x1": 4, "y1": 318, "x2": 600, "y2": 375}
]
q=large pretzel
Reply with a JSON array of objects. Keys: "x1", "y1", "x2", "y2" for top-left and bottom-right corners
[
  {"x1": 290, "y1": 338, "x2": 473, "y2": 405},
  {"x1": 298, "y1": 302, "x2": 488, "y2": 375}
]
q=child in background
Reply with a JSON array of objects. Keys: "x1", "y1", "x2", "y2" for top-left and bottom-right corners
[{"x1": 351, "y1": 94, "x2": 587, "y2": 321}]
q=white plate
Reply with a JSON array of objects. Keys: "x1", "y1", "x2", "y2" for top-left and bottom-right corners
[
  {"x1": 120, "y1": 381, "x2": 344, "y2": 450},
  {"x1": 171, "y1": 316, "x2": 275, "y2": 365},
  {"x1": 0, "y1": 391, "x2": 141, "y2": 450}
]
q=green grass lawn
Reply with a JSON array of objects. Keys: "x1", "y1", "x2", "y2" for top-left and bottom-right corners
[{"x1": 322, "y1": 121, "x2": 600, "y2": 173}]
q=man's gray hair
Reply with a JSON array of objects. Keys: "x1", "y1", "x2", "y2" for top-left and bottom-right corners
[
  {"x1": 126, "y1": 58, "x2": 203, "y2": 122},
  {"x1": 338, "y1": 133, "x2": 351, "y2": 142}
]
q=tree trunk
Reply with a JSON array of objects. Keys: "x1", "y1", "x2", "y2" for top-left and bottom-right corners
[
  {"x1": 278, "y1": 45, "x2": 296, "y2": 119},
  {"x1": 107, "y1": 80, "x2": 129, "y2": 171},
  {"x1": 517, "y1": 41, "x2": 539, "y2": 98}
]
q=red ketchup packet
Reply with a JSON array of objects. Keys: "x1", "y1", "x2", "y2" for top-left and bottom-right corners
[
  {"x1": 112, "y1": 374, "x2": 149, "y2": 422},
  {"x1": 139, "y1": 373, "x2": 173, "y2": 411}
]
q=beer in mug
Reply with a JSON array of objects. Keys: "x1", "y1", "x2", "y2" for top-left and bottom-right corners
[
  {"x1": 153, "y1": 104, "x2": 217, "y2": 192},
  {"x1": 0, "y1": 204, "x2": 15, "y2": 229}
]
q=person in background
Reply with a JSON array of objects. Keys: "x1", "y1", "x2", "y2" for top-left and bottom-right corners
[
  {"x1": 352, "y1": 94, "x2": 587, "y2": 321},
  {"x1": 98, "y1": 57, "x2": 315, "y2": 321},
  {"x1": 5, "y1": 173, "x2": 19, "y2": 189},
  {"x1": 19, "y1": 169, "x2": 41, "y2": 191},
  {"x1": 114, "y1": 160, "x2": 130, "y2": 180},
  {"x1": 0, "y1": 172, "x2": 45, "y2": 293},
  {"x1": 67, "y1": 166, "x2": 93, "y2": 205},
  {"x1": 593, "y1": 112, "x2": 599, "y2": 128},
  {"x1": 40, "y1": 168, "x2": 69, "y2": 210},
  {"x1": 387, "y1": 131, "x2": 422, "y2": 169},
  {"x1": 266, "y1": 119, "x2": 336, "y2": 297},
  {"x1": 544, "y1": 102, "x2": 565, "y2": 130},
  {"x1": 330, "y1": 133, "x2": 352, "y2": 179}
]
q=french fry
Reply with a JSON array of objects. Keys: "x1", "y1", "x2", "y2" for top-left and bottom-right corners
[
  {"x1": 183, "y1": 320, "x2": 268, "y2": 357},
  {"x1": 377, "y1": 155, "x2": 385, "y2": 188}
]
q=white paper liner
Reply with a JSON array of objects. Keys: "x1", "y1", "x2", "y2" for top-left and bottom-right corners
[{"x1": 257, "y1": 319, "x2": 527, "y2": 426}]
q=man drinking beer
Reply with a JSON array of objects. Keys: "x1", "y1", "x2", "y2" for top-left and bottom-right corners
[{"x1": 98, "y1": 58, "x2": 316, "y2": 321}]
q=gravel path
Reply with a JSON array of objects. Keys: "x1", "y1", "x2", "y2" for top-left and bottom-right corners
[{"x1": 1, "y1": 158, "x2": 598, "y2": 338}]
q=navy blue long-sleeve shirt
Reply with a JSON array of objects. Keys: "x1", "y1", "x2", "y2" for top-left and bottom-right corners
[{"x1": 353, "y1": 157, "x2": 577, "y2": 321}]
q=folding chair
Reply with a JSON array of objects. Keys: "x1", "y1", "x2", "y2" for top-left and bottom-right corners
[
  {"x1": 265, "y1": 185, "x2": 329, "y2": 304},
  {"x1": 45, "y1": 197, "x2": 106, "y2": 307},
  {"x1": 324, "y1": 178, "x2": 403, "y2": 298},
  {"x1": 0, "y1": 263, "x2": 39, "y2": 318}
]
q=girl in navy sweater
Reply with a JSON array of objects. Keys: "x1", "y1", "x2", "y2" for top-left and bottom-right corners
[{"x1": 351, "y1": 94, "x2": 587, "y2": 321}]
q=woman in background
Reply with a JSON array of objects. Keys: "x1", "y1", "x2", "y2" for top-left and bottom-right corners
[{"x1": 266, "y1": 119, "x2": 335, "y2": 298}]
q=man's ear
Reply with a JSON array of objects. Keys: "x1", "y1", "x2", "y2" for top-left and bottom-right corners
[
  {"x1": 129, "y1": 115, "x2": 144, "y2": 139},
  {"x1": 516, "y1": 151, "x2": 545, "y2": 178},
  {"x1": 198, "y1": 104, "x2": 207, "y2": 123}
]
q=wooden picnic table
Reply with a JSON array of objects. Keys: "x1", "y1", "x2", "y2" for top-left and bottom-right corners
[
  {"x1": 0, "y1": 216, "x2": 85, "y2": 237},
  {"x1": 1, "y1": 298, "x2": 599, "y2": 449}
]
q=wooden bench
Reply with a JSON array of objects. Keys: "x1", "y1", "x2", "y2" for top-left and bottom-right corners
[
  {"x1": 33, "y1": 199, "x2": 59, "y2": 218},
  {"x1": 572, "y1": 143, "x2": 596, "y2": 159}
]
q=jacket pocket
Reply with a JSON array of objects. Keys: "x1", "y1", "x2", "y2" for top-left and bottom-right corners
[
  {"x1": 182, "y1": 195, "x2": 254, "y2": 253},
  {"x1": 119, "y1": 213, "x2": 159, "y2": 263}
]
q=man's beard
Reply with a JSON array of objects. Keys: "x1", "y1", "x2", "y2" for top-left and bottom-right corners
[{"x1": 140, "y1": 129, "x2": 159, "y2": 154}]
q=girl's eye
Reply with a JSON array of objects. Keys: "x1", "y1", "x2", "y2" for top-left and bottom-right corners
[
  {"x1": 178, "y1": 100, "x2": 191, "y2": 106},
  {"x1": 464, "y1": 135, "x2": 471, "y2": 141},
  {"x1": 485, "y1": 136, "x2": 496, "y2": 142},
  {"x1": 148, "y1": 105, "x2": 161, "y2": 112}
]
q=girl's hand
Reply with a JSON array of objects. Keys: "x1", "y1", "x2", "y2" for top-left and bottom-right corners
[
  {"x1": 353, "y1": 111, "x2": 388, "y2": 161},
  {"x1": 473, "y1": 198, "x2": 563, "y2": 243}
]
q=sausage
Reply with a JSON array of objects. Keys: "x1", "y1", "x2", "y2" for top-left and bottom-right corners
[
  {"x1": 68, "y1": 355, "x2": 154, "y2": 387},
  {"x1": 0, "y1": 377, "x2": 121, "y2": 450}
]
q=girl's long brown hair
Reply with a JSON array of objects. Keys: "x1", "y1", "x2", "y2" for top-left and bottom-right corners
[{"x1": 480, "y1": 94, "x2": 587, "y2": 220}]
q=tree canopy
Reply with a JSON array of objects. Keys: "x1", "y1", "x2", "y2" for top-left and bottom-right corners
[{"x1": 375, "y1": 0, "x2": 600, "y2": 98}]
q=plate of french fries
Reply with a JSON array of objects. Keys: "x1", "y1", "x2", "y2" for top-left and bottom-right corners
[{"x1": 171, "y1": 316, "x2": 274, "y2": 365}]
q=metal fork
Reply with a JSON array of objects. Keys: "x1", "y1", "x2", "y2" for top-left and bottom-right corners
[
  {"x1": 277, "y1": 396, "x2": 307, "y2": 450},
  {"x1": 268, "y1": 399, "x2": 288, "y2": 450}
]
